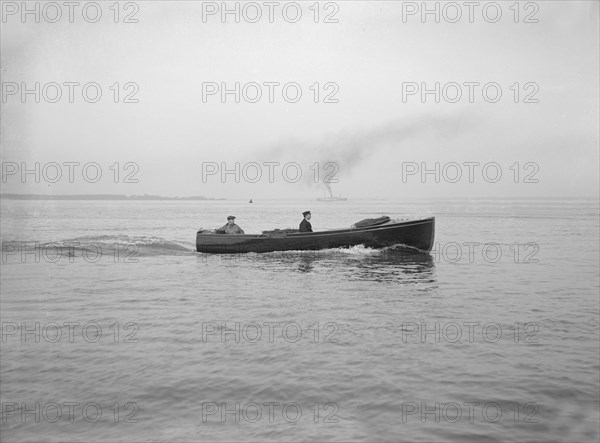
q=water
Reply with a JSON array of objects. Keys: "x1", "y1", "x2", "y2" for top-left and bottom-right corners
[{"x1": 1, "y1": 198, "x2": 598, "y2": 442}]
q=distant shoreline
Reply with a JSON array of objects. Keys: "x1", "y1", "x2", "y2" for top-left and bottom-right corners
[
  {"x1": 0, "y1": 194, "x2": 225, "y2": 201},
  {"x1": 0, "y1": 194, "x2": 596, "y2": 202}
]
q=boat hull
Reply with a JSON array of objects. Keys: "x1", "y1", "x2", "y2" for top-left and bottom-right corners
[{"x1": 196, "y1": 217, "x2": 435, "y2": 254}]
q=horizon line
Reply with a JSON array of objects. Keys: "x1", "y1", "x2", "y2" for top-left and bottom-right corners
[{"x1": 1, "y1": 193, "x2": 598, "y2": 201}]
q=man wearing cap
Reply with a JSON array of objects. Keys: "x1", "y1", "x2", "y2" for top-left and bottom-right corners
[
  {"x1": 299, "y1": 211, "x2": 313, "y2": 232},
  {"x1": 216, "y1": 216, "x2": 245, "y2": 234}
]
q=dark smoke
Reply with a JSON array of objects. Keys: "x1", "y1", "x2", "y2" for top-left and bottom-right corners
[{"x1": 247, "y1": 111, "x2": 473, "y2": 194}]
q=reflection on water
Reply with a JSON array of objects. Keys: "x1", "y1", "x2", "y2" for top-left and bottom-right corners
[
  {"x1": 297, "y1": 254, "x2": 316, "y2": 273},
  {"x1": 217, "y1": 246, "x2": 438, "y2": 283},
  {"x1": 351, "y1": 248, "x2": 436, "y2": 283}
]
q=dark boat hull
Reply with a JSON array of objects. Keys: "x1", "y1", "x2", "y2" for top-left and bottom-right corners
[{"x1": 196, "y1": 217, "x2": 435, "y2": 254}]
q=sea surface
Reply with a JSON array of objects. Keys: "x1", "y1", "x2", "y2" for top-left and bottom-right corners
[{"x1": 1, "y1": 198, "x2": 598, "y2": 442}]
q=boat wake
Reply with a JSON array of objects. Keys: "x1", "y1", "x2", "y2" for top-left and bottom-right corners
[
  {"x1": 2, "y1": 235, "x2": 196, "y2": 262},
  {"x1": 225, "y1": 244, "x2": 427, "y2": 261},
  {"x1": 332, "y1": 244, "x2": 424, "y2": 255},
  {"x1": 2, "y1": 236, "x2": 428, "y2": 264}
]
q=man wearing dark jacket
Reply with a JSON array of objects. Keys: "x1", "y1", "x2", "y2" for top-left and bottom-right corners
[
  {"x1": 299, "y1": 211, "x2": 313, "y2": 232},
  {"x1": 216, "y1": 216, "x2": 245, "y2": 234}
]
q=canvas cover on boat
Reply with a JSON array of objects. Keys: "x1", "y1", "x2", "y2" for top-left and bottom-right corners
[{"x1": 352, "y1": 216, "x2": 391, "y2": 228}]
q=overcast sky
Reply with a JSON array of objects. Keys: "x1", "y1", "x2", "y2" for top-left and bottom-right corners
[{"x1": 1, "y1": 1, "x2": 598, "y2": 199}]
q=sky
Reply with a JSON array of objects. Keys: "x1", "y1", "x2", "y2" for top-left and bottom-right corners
[{"x1": 1, "y1": 0, "x2": 598, "y2": 199}]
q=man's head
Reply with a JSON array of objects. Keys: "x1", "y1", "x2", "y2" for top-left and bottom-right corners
[
  {"x1": 302, "y1": 211, "x2": 311, "y2": 220},
  {"x1": 227, "y1": 215, "x2": 236, "y2": 224}
]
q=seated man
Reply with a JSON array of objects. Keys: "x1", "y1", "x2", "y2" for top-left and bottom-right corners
[
  {"x1": 216, "y1": 215, "x2": 245, "y2": 234},
  {"x1": 299, "y1": 211, "x2": 313, "y2": 232}
]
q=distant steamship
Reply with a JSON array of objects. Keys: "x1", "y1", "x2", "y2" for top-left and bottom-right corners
[{"x1": 317, "y1": 190, "x2": 347, "y2": 202}]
